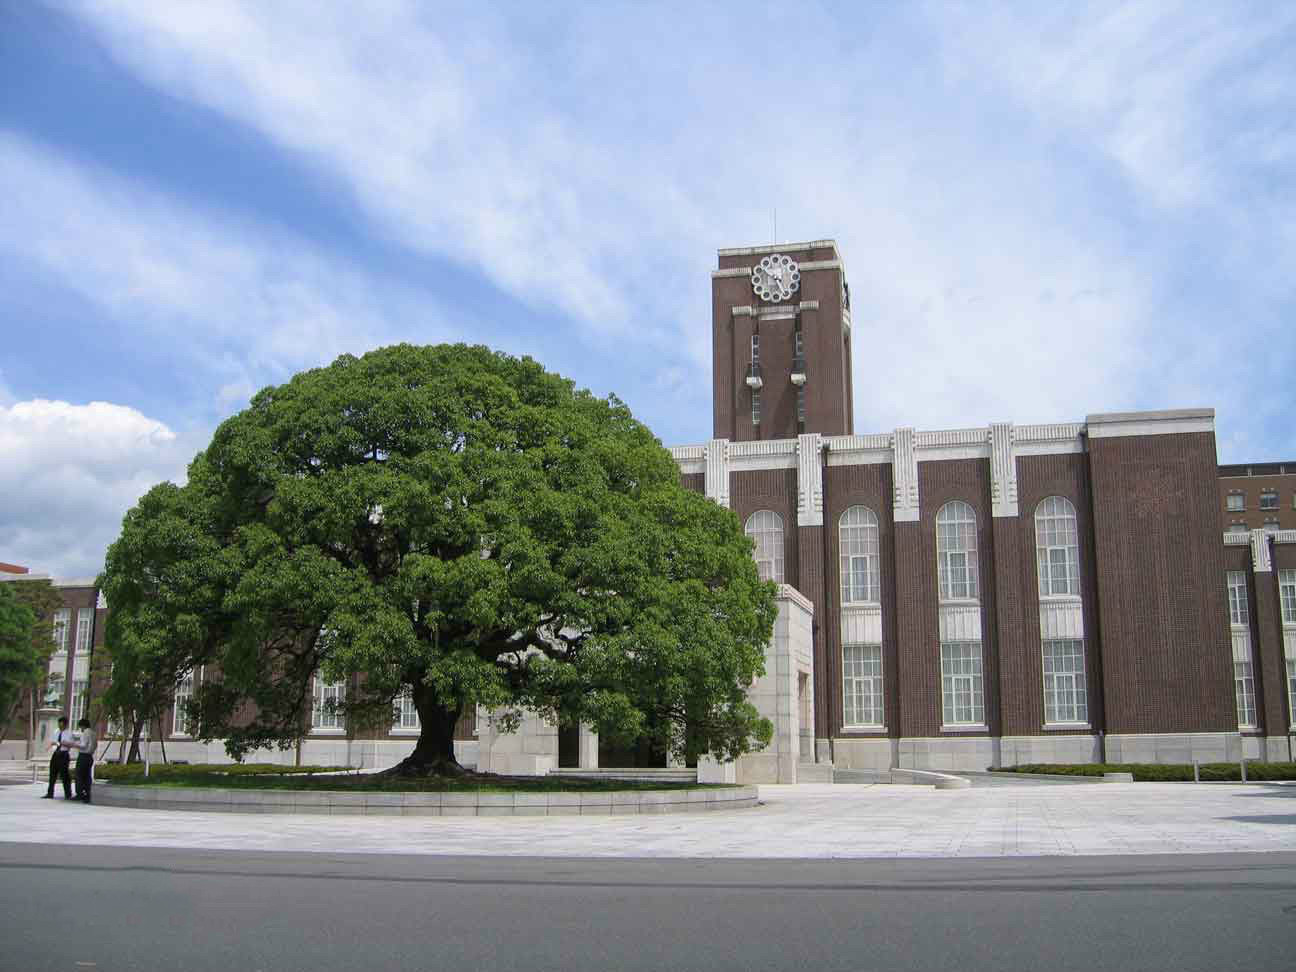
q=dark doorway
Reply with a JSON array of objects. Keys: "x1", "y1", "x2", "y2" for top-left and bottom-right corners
[
  {"x1": 558, "y1": 722, "x2": 580, "y2": 769},
  {"x1": 598, "y1": 733, "x2": 668, "y2": 768}
]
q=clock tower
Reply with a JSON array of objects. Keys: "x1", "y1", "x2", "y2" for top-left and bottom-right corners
[{"x1": 711, "y1": 240, "x2": 855, "y2": 441}]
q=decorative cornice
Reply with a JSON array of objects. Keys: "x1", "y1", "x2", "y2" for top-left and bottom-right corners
[
  {"x1": 718, "y1": 240, "x2": 838, "y2": 258},
  {"x1": 730, "y1": 438, "x2": 797, "y2": 470},
  {"x1": 1273, "y1": 530, "x2": 1296, "y2": 544},
  {"x1": 798, "y1": 300, "x2": 819, "y2": 311},
  {"x1": 774, "y1": 583, "x2": 815, "y2": 614},
  {"x1": 1223, "y1": 532, "x2": 1250, "y2": 545},
  {"x1": 794, "y1": 259, "x2": 842, "y2": 272},
  {"x1": 712, "y1": 267, "x2": 752, "y2": 278},
  {"x1": 671, "y1": 444, "x2": 705, "y2": 475},
  {"x1": 1085, "y1": 408, "x2": 1214, "y2": 439}
]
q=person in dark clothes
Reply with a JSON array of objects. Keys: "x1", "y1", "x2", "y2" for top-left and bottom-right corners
[
  {"x1": 74, "y1": 719, "x2": 97, "y2": 803},
  {"x1": 43, "y1": 716, "x2": 73, "y2": 799}
]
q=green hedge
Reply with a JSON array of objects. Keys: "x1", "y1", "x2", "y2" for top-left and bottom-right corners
[
  {"x1": 95, "y1": 762, "x2": 351, "y2": 782},
  {"x1": 1000, "y1": 762, "x2": 1296, "y2": 782}
]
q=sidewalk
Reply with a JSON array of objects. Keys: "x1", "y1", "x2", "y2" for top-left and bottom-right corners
[{"x1": 3, "y1": 778, "x2": 1296, "y2": 859}]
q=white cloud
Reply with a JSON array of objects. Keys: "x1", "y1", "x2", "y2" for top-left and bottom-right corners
[
  {"x1": 0, "y1": 399, "x2": 192, "y2": 578},
  {"x1": 0, "y1": 132, "x2": 458, "y2": 418},
  {"x1": 51, "y1": 1, "x2": 1296, "y2": 458}
]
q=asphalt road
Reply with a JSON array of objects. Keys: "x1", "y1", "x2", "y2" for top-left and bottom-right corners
[{"x1": 3, "y1": 843, "x2": 1294, "y2": 972}]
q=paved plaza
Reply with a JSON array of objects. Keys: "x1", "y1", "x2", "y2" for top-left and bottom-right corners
[{"x1": 2, "y1": 776, "x2": 1295, "y2": 858}]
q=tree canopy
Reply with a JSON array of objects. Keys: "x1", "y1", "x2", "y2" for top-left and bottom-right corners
[
  {"x1": 0, "y1": 578, "x2": 59, "y2": 746},
  {"x1": 100, "y1": 344, "x2": 776, "y2": 773}
]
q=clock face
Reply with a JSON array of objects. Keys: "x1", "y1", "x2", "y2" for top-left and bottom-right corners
[{"x1": 751, "y1": 253, "x2": 800, "y2": 302}]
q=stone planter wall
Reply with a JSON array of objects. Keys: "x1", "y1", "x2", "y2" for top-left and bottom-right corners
[{"x1": 95, "y1": 783, "x2": 758, "y2": 816}]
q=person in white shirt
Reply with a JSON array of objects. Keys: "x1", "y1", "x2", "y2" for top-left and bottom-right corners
[
  {"x1": 73, "y1": 719, "x2": 97, "y2": 803},
  {"x1": 42, "y1": 716, "x2": 73, "y2": 799}
]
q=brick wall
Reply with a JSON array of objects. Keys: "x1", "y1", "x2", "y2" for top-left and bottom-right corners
[{"x1": 1087, "y1": 432, "x2": 1234, "y2": 733}]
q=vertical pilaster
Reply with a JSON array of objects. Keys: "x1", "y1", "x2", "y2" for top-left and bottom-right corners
[
  {"x1": 795, "y1": 433, "x2": 828, "y2": 753},
  {"x1": 990, "y1": 424, "x2": 1024, "y2": 745},
  {"x1": 705, "y1": 438, "x2": 729, "y2": 509},
  {"x1": 1250, "y1": 532, "x2": 1288, "y2": 739}
]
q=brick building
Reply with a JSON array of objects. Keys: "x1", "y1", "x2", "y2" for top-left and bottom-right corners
[{"x1": 7, "y1": 239, "x2": 1295, "y2": 775}]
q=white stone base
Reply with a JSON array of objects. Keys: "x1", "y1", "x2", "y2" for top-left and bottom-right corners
[
  {"x1": 696, "y1": 755, "x2": 736, "y2": 783},
  {"x1": 1105, "y1": 732, "x2": 1243, "y2": 765},
  {"x1": 897, "y1": 736, "x2": 996, "y2": 772},
  {"x1": 1258, "y1": 736, "x2": 1294, "y2": 762},
  {"x1": 1000, "y1": 734, "x2": 1101, "y2": 766},
  {"x1": 832, "y1": 737, "x2": 895, "y2": 772}
]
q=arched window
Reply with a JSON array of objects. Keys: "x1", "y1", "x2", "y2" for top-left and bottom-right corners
[
  {"x1": 1034, "y1": 496, "x2": 1080, "y2": 597},
  {"x1": 936, "y1": 501, "x2": 978, "y2": 601},
  {"x1": 839, "y1": 506, "x2": 880, "y2": 603},
  {"x1": 745, "y1": 510, "x2": 784, "y2": 583}
]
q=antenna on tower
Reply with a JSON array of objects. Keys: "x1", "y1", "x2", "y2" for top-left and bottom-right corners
[{"x1": 772, "y1": 208, "x2": 777, "y2": 245}]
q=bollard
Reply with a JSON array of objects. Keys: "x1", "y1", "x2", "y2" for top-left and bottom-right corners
[
  {"x1": 1193, "y1": 760, "x2": 1199, "y2": 783},
  {"x1": 1240, "y1": 758, "x2": 1247, "y2": 783}
]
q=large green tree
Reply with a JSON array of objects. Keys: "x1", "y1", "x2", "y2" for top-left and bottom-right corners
[
  {"x1": 0, "y1": 578, "x2": 61, "y2": 749},
  {"x1": 100, "y1": 344, "x2": 775, "y2": 774}
]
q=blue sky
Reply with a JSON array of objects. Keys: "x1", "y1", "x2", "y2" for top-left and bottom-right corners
[{"x1": 2, "y1": 1, "x2": 1294, "y2": 578}]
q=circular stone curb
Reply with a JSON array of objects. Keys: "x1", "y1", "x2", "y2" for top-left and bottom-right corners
[{"x1": 94, "y1": 783, "x2": 759, "y2": 816}]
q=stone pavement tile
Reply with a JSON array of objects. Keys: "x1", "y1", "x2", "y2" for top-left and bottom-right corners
[{"x1": 2, "y1": 779, "x2": 1295, "y2": 860}]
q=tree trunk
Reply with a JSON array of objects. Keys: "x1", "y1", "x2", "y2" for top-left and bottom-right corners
[
  {"x1": 387, "y1": 681, "x2": 463, "y2": 777},
  {"x1": 126, "y1": 718, "x2": 143, "y2": 763},
  {"x1": 0, "y1": 693, "x2": 20, "y2": 748},
  {"x1": 157, "y1": 717, "x2": 168, "y2": 764}
]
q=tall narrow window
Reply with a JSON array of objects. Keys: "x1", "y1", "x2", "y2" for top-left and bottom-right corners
[
  {"x1": 751, "y1": 388, "x2": 761, "y2": 425},
  {"x1": 71, "y1": 679, "x2": 88, "y2": 724},
  {"x1": 936, "y1": 501, "x2": 979, "y2": 600},
  {"x1": 1226, "y1": 494, "x2": 1244, "y2": 512},
  {"x1": 1227, "y1": 571, "x2": 1249, "y2": 626},
  {"x1": 46, "y1": 673, "x2": 65, "y2": 708},
  {"x1": 75, "y1": 608, "x2": 93, "y2": 653},
  {"x1": 52, "y1": 608, "x2": 70, "y2": 652},
  {"x1": 796, "y1": 385, "x2": 807, "y2": 424},
  {"x1": 1042, "y1": 640, "x2": 1088, "y2": 724},
  {"x1": 940, "y1": 642, "x2": 984, "y2": 725},
  {"x1": 312, "y1": 677, "x2": 346, "y2": 731},
  {"x1": 393, "y1": 690, "x2": 420, "y2": 731},
  {"x1": 1279, "y1": 570, "x2": 1296, "y2": 624},
  {"x1": 839, "y1": 506, "x2": 880, "y2": 603},
  {"x1": 1260, "y1": 491, "x2": 1278, "y2": 510},
  {"x1": 1227, "y1": 571, "x2": 1257, "y2": 729},
  {"x1": 173, "y1": 670, "x2": 195, "y2": 735},
  {"x1": 842, "y1": 644, "x2": 884, "y2": 727},
  {"x1": 1034, "y1": 496, "x2": 1080, "y2": 596},
  {"x1": 744, "y1": 510, "x2": 785, "y2": 584}
]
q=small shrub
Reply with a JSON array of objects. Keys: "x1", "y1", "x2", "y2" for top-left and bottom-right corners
[{"x1": 999, "y1": 761, "x2": 1296, "y2": 782}]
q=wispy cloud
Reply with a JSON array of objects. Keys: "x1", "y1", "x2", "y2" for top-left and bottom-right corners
[
  {"x1": 60, "y1": 0, "x2": 1294, "y2": 458},
  {"x1": 0, "y1": 131, "x2": 458, "y2": 417}
]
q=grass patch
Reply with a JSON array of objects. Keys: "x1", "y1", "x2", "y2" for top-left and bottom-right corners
[
  {"x1": 999, "y1": 762, "x2": 1296, "y2": 782},
  {"x1": 97, "y1": 762, "x2": 727, "y2": 792}
]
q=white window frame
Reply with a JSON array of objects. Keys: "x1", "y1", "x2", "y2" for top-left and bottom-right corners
[
  {"x1": 842, "y1": 643, "x2": 884, "y2": 729},
  {"x1": 940, "y1": 641, "x2": 984, "y2": 727},
  {"x1": 1225, "y1": 494, "x2": 1244, "y2": 512},
  {"x1": 1226, "y1": 523, "x2": 1248, "y2": 535},
  {"x1": 392, "y1": 690, "x2": 421, "y2": 734},
  {"x1": 1259, "y1": 491, "x2": 1278, "y2": 510},
  {"x1": 312, "y1": 676, "x2": 346, "y2": 733},
  {"x1": 1034, "y1": 496, "x2": 1081, "y2": 597},
  {"x1": 839, "y1": 506, "x2": 880, "y2": 604},
  {"x1": 1041, "y1": 639, "x2": 1088, "y2": 726},
  {"x1": 936, "y1": 502, "x2": 978, "y2": 601},
  {"x1": 71, "y1": 678, "x2": 89, "y2": 725},
  {"x1": 1227, "y1": 571, "x2": 1249, "y2": 627},
  {"x1": 52, "y1": 608, "x2": 70, "y2": 653},
  {"x1": 751, "y1": 387, "x2": 761, "y2": 425},
  {"x1": 46, "y1": 673, "x2": 65, "y2": 708},
  {"x1": 1234, "y1": 659, "x2": 1257, "y2": 729},
  {"x1": 173, "y1": 669, "x2": 197, "y2": 737},
  {"x1": 74, "y1": 608, "x2": 93, "y2": 654},
  {"x1": 745, "y1": 510, "x2": 785, "y2": 584},
  {"x1": 1279, "y1": 570, "x2": 1296, "y2": 625}
]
